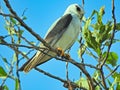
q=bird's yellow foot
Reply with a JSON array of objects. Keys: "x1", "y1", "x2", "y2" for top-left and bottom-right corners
[
  {"x1": 56, "y1": 47, "x2": 71, "y2": 59},
  {"x1": 56, "y1": 47, "x2": 64, "y2": 57},
  {"x1": 64, "y1": 53, "x2": 71, "y2": 59}
]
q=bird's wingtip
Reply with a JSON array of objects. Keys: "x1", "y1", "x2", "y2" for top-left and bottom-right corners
[{"x1": 18, "y1": 67, "x2": 29, "y2": 73}]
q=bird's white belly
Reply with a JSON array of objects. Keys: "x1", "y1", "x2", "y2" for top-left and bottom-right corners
[{"x1": 55, "y1": 19, "x2": 81, "y2": 51}]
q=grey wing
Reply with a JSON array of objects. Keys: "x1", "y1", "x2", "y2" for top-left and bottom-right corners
[{"x1": 44, "y1": 14, "x2": 72, "y2": 46}]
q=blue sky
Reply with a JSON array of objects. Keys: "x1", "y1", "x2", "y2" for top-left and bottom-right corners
[{"x1": 0, "y1": 0, "x2": 120, "y2": 90}]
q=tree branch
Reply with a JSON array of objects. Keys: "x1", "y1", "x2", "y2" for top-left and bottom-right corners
[
  {"x1": 105, "y1": 65, "x2": 120, "y2": 79},
  {"x1": 98, "y1": 0, "x2": 116, "y2": 89},
  {"x1": 100, "y1": 0, "x2": 116, "y2": 68},
  {"x1": 0, "y1": 38, "x2": 56, "y2": 62},
  {"x1": 34, "y1": 67, "x2": 85, "y2": 89},
  {"x1": 0, "y1": 36, "x2": 29, "y2": 60},
  {"x1": 99, "y1": 69, "x2": 107, "y2": 89},
  {"x1": 3, "y1": 0, "x2": 57, "y2": 54},
  {"x1": 54, "y1": 57, "x2": 95, "y2": 90},
  {"x1": 0, "y1": 12, "x2": 13, "y2": 17},
  {"x1": 82, "y1": 0, "x2": 84, "y2": 7}
]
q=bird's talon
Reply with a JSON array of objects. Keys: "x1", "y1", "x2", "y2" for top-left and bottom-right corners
[
  {"x1": 64, "y1": 53, "x2": 71, "y2": 59},
  {"x1": 56, "y1": 47, "x2": 64, "y2": 57},
  {"x1": 56, "y1": 48, "x2": 71, "y2": 59}
]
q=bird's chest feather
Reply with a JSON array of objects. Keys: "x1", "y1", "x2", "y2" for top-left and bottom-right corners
[{"x1": 55, "y1": 16, "x2": 81, "y2": 50}]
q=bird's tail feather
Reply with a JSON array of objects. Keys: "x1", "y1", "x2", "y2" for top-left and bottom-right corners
[
  {"x1": 19, "y1": 51, "x2": 56, "y2": 73},
  {"x1": 19, "y1": 52, "x2": 42, "y2": 72}
]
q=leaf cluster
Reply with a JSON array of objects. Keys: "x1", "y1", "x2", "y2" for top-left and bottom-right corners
[{"x1": 77, "y1": 6, "x2": 120, "y2": 90}]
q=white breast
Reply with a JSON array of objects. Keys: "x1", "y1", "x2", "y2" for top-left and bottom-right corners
[{"x1": 54, "y1": 14, "x2": 81, "y2": 51}]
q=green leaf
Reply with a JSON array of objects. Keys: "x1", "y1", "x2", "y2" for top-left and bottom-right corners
[
  {"x1": 89, "y1": 10, "x2": 98, "y2": 19},
  {"x1": 98, "y1": 21, "x2": 112, "y2": 43},
  {"x1": 116, "y1": 23, "x2": 120, "y2": 30},
  {"x1": 83, "y1": 18, "x2": 101, "y2": 55},
  {"x1": 99, "y1": 6, "x2": 105, "y2": 16},
  {"x1": 107, "y1": 72, "x2": 120, "y2": 90},
  {"x1": 97, "y1": 6, "x2": 105, "y2": 24},
  {"x1": 10, "y1": 17, "x2": 16, "y2": 25},
  {"x1": 19, "y1": 30, "x2": 24, "y2": 36},
  {"x1": 16, "y1": 30, "x2": 24, "y2": 37},
  {"x1": 83, "y1": 18, "x2": 91, "y2": 31},
  {"x1": 116, "y1": 83, "x2": 120, "y2": 90},
  {"x1": 4, "y1": 25, "x2": 16, "y2": 35},
  {"x1": 0, "y1": 66, "x2": 7, "y2": 78},
  {"x1": 107, "y1": 79, "x2": 112, "y2": 87},
  {"x1": 105, "y1": 39, "x2": 120, "y2": 46},
  {"x1": 22, "y1": 16, "x2": 27, "y2": 20},
  {"x1": 3, "y1": 85, "x2": 9, "y2": 90},
  {"x1": 16, "y1": 30, "x2": 24, "y2": 44},
  {"x1": 112, "y1": 72, "x2": 120, "y2": 82},
  {"x1": 95, "y1": 86, "x2": 100, "y2": 90},
  {"x1": 0, "y1": 55, "x2": 10, "y2": 66},
  {"x1": 1, "y1": 57, "x2": 8, "y2": 64},
  {"x1": 93, "y1": 70, "x2": 100, "y2": 80},
  {"x1": 84, "y1": 30, "x2": 100, "y2": 54},
  {"x1": 83, "y1": 18, "x2": 95, "y2": 49},
  {"x1": 12, "y1": 53, "x2": 17, "y2": 65},
  {"x1": 30, "y1": 41, "x2": 36, "y2": 45},
  {"x1": 77, "y1": 44, "x2": 86, "y2": 58},
  {"x1": 15, "y1": 78, "x2": 19, "y2": 90},
  {"x1": 103, "y1": 52, "x2": 118, "y2": 67},
  {"x1": 75, "y1": 77, "x2": 89, "y2": 89}
]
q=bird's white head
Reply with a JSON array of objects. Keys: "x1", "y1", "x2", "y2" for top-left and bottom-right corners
[{"x1": 64, "y1": 4, "x2": 84, "y2": 20}]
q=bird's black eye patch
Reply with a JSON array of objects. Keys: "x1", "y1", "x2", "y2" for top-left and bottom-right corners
[{"x1": 76, "y1": 5, "x2": 81, "y2": 12}]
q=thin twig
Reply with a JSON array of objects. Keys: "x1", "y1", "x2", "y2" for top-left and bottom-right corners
[
  {"x1": 55, "y1": 57, "x2": 94, "y2": 90},
  {"x1": 18, "y1": 49, "x2": 34, "y2": 61},
  {"x1": 1, "y1": 65, "x2": 14, "y2": 87},
  {"x1": 105, "y1": 65, "x2": 120, "y2": 79},
  {"x1": 0, "y1": 42, "x2": 35, "y2": 49},
  {"x1": 99, "y1": 69, "x2": 107, "y2": 89},
  {"x1": 66, "y1": 62, "x2": 69, "y2": 81},
  {"x1": 15, "y1": 52, "x2": 21, "y2": 90},
  {"x1": 35, "y1": 67, "x2": 66, "y2": 82},
  {"x1": 0, "y1": 37, "x2": 29, "y2": 60},
  {"x1": 82, "y1": 0, "x2": 84, "y2": 7},
  {"x1": 0, "y1": 40, "x2": 55, "y2": 61},
  {"x1": 3, "y1": 0, "x2": 57, "y2": 54},
  {"x1": 35, "y1": 67, "x2": 82, "y2": 89},
  {"x1": 0, "y1": 12, "x2": 13, "y2": 17},
  {"x1": 21, "y1": 8, "x2": 27, "y2": 16},
  {"x1": 98, "y1": 0, "x2": 116, "y2": 89},
  {"x1": 15, "y1": 31, "x2": 22, "y2": 90},
  {"x1": 100, "y1": 0, "x2": 116, "y2": 68}
]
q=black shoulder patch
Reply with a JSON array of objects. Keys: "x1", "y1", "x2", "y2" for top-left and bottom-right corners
[{"x1": 45, "y1": 14, "x2": 72, "y2": 41}]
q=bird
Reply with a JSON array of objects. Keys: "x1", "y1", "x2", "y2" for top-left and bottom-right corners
[{"x1": 19, "y1": 3, "x2": 84, "y2": 72}]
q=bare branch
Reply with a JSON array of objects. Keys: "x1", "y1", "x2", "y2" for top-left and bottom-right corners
[
  {"x1": 0, "y1": 36, "x2": 29, "y2": 60},
  {"x1": 1, "y1": 65, "x2": 14, "y2": 87},
  {"x1": 98, "y1": 0, "x2": 116, "y2": 89},
  {"x1": 3, "y1": 0, "x2": 57, "y2": 54},
  {"x1": 99, "y1": 69, "x2": 107, "y2": 89},
  {"x1": 0, "y1": 12, "x2": 14, "y2": 17},
  {"x1": 55, "y1": 57, "x2": 95, "y2": 89},
  {"x1": 0, "y1": 38, "x2": 55, "y2": 60},
  {"x1": 35, "y1": 67, "x2": 85, "y2": 90},
  {"x1": 0, "y1": 42, "x2": 35, "y2": 49},
  {"x1": 35, "y1": 67, "x2": 66, "y2": 83},
  {"x1": 19, "y1": 49, "x2": 34, "y2": 61},
  {"x1": 82, "y1": 0, "x2": 84, "y2": 7},
  {"x1": 100, "y1": 0, "x2": 116, "y2": 68},
  {"x1": 105, "y1": 65, "x2": 120, "y2": 79}
]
